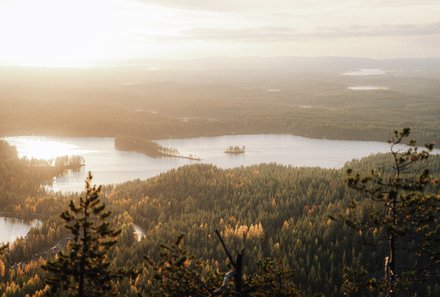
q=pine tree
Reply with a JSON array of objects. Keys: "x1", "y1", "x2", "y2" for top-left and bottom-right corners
[
  {"x1": 342, "y1": 128, "x2": 440, "y2": 296},
  {"x1": 44, "y1": 172, "x2": 121, "y2": 297}
]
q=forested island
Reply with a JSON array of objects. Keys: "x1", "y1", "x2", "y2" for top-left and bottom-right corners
[
  {"x1": 115, "y1": 135, "x2": 175, "y2": 158},
  {"x1": 115, "y1": 136, "x2": 201, "y2": 160},
  {"x1": 0, "y1": 129, "x2": 439, "y2": 296},
  {"x1": 224, "y1": 146, "x2": 245, "y2": 154}
]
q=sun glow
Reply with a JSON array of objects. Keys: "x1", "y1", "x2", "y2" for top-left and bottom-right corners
[
  {"x1": 0, "y1": 0, "x2": 174, "y2": 67},
  {"x1": 1, "y1": 0, "x2": 439, "y2": 66},
  {"x1": 4, "y1": 137, "x2": 88, "y2": 160}
]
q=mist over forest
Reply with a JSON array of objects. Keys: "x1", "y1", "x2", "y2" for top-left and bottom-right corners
[{"x1": 1, "y1": 57, "x2": 440, "y2": 144}]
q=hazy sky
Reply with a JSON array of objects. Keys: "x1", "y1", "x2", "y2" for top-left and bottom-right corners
[{"x1": 0, "y1": 0, "x2": 439, "y2": 66}]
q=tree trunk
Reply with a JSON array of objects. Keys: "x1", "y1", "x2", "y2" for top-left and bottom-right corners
[
  {"x1": 79, "y1": 273, "x2": 84, "y2": 297},
  {"x1": 387, "y1": 190, "x2": 397, "y2": 297}
]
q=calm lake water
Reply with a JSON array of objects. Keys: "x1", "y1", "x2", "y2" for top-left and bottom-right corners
[
  {"x1": 0, "y1": 217, "x2": 42, "y2": 244},
  {"x1": 347, "y1": 86, "x2": 390, "y2": 91},
  {"x1": 4, "y1": 135, "x2": 414, "y2": 193},
  {"x1": 342, "y1": 68, "x2": 387, "y2": 76}
]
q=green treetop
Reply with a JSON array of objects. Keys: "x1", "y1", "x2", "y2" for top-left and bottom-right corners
[{"x1": 44, "y1": 172, "x2": 121, "y2": 297}]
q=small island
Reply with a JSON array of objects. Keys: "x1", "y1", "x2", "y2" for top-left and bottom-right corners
[
  {"x1": 115, "y1": 136, "x2": 201, "y2": 161},
  {"x1": 224, "y1": 145, "x2": 245, "y2": 154}
]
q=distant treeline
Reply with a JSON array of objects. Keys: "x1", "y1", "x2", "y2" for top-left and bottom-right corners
[{"x1": 1, "y1": 72, "x2": 440, "y2": 144}]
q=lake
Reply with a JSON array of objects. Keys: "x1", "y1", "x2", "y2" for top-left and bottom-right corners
[
  {"x1": 347, "y1": 86, "x2": 389, "y2": 91},
  {"x1": 0, "y1": 217, "x2": 42, "y2": 244},
  {"x1": 4, "y1": 135, "x2": 416, "y2": 193},
  {"x1": 342, "y1": 68, "x2": 387, "y2": 76}
]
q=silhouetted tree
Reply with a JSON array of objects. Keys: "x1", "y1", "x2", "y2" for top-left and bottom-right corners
[
  {"x1": 44, "y1": 172, "x2": 121, "y2": 297},
  {"x1": 342, "y1": 128, "x2": 440, "y2": 296}
]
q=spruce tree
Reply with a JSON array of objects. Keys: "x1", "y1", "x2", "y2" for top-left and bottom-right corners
[{"x1": 44, "y1": 172, "x2": 121, "y2": 297}]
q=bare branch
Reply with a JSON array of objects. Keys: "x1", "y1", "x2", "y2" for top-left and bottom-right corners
[{"x1": 214, "y1": 230, "x2": 236, "y2": 268}]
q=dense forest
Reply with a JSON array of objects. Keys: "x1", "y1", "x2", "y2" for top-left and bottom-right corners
[{"x1": 0, "y1": 130, "x2": 438, "y2": 296}]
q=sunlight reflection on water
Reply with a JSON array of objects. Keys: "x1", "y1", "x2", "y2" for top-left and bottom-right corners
[
  {"x1": 4, "y1": 135, "x2": 437, "y2": 193},
  {"x1": 5, "y1": 137, "x2": 95, "y2": 160}
]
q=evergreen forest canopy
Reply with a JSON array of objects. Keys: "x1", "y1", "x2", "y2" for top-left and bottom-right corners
[{"x1": 0, "y1": 128, "x2": 438, "y2": 296}]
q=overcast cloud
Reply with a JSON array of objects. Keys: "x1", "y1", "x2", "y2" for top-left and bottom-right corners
[
  {"x1": 140, "y1": 0, "x2": 440, "y2": 11},
  {"x1": 182, "y1": 22, "x2": 440, "y2": 41}
]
